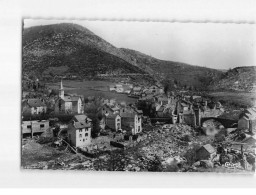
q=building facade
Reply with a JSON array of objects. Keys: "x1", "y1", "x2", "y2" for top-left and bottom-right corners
[{"x1": 67, "y1": 115, "x2": 92, "y2": 147}]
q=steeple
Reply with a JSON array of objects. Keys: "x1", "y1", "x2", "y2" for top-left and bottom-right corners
[{"x1": 59, "y1": 79, "x2": 64, "y2": 99}]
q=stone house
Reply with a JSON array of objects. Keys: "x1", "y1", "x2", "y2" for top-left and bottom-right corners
[
  {"x1": 238, "y1": 107, "x2": 256, "y2": 133},
  {"x1": 22, "y1": 120, "x2": 49, "y2": 136},
  {"x1": 67, "y1": 115, "x2": 92, "y2": 148},
  {"x1": 196, "y1": 144, "x2": 216, "y2": 161},
  {"x1": 98, "y1": 104, "x2": 119, "y2": 116},
  {"x1": 176, "y1": 99, "x2": 194, "y2": 124},
  {"x1": 22, "y1": 98, "x2": 47, "y2": 115},
  {"x1": 105, "y1": 113, "x2": 122, "y2": 131},
  {"x1": 120, "y1": 111, "x2": 142, "y2": 135}
]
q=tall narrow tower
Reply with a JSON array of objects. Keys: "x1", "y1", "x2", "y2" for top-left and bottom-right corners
[{"x1": 59, "y1": 79, "x2": 64, "y2": 99}]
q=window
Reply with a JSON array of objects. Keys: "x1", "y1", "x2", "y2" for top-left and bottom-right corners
[
  {"x1": 85, "y1": 133, "x2": 88, "y2": 137},
  {"x1": 83, "y1": 139, "x2": 85, "y2": 142},
  {"x1": 79, "y1": 129, "x2": 82, "y2": 132},
  {"x1": 79, "y1": 134, "x2": 82, "y2": 138},
  {"x1": 40, "y1": 124, "x2": 44, "y2": 128},
  {"x1": 27, "y1": 125, "x2": 32, "y2": 129}
]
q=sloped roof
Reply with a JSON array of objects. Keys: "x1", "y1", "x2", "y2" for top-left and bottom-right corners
[
  {"x1": 155, "y1": 104, "x2": 162, "y2": 112},
  {"x1": 106, "y1": 113, "x2": 121, "y2": 119},
  {"x1": 27, "y1": 99, "x2": 46, "y2": 107},
  {"x1": 242, "y1": 135, "x2": 256, "y2": 145},
  {"x1": 133, "y1": 87, "x2": 142, "y2": 91},
  {"x1": 136, "y1": 110, "x2": 143, "y2": 114},
  {"x1": 239, "y1": 107, "x2": 256, "y2": 120},
  {"x1": 120, "y1": 111, "x2": 136, "y2": 118},
  {"x1": 156, "y1": 105, "x2": 164, "y2": 112},
  {"x1": 202, "y1": 144, "x2": 216, "y2": 154},
  {"x1": 73, "y1": 121, "x2": 91, "y2": 129},
  {"x1": 73, "y1": 114, "x2": 91, "y2": 122}
]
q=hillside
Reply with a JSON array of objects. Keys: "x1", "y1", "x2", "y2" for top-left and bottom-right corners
[
  {"x1": 22, "y1": 23, "x2": 147, "y2": 79},
  {"x1": 23, "y1": 23, "x2": 222, "y2": 89},
  {"x1": 210, "y1": 66, "x2": 256, "y2": 92},
  {"x1": 120, "y1": 48, "x2": 222, "y2": 89}
]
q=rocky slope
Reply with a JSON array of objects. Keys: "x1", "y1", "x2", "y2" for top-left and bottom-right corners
[{"x1": 210, "y1": 66, "x2": 256, "y2": 92}]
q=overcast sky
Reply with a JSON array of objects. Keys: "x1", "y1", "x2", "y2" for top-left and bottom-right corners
[{"x1": 24, "y1": 19, "x2": 255, "y2": 70}]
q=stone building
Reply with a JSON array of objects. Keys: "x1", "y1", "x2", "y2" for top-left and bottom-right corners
[
  {"x1": 67, "y1": 115, "x2": 92, "y2": 147},
  {"x1": 54, "y1": 80, "x2": 83, "y2": 114},
  {"x1": 22, "y1": 120, "x2": 49, "y2": 136}
]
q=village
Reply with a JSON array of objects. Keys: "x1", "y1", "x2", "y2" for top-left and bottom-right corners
[{"x1": 21, "y1": 77, "x2": 256, "y2": 172}]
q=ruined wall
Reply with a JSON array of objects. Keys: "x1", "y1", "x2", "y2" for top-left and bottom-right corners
[{"x1": 183, "y1": 113, "x2": 196, "y2": 127}]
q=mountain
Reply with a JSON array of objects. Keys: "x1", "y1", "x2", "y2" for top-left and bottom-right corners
[
  {"x1": 22, "y1": 23, "x2": 222, "y2": 88},
  {"x1": 22, "y1": 23, "x2": 147, "y2": 79},
  {"x1": 210, "y1": 66, "x2": 256, "y2": 92}
]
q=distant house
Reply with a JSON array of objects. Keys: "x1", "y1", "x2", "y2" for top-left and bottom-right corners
[
  {"x1": 238, "y1": 107, "x2": 256, "y2": 133},
  {"x1": 98, "y1": 104, "x2": 119, "y2": 116},
  {"x1": 106, "y1": 113, "x2": 122, "y2": 131},
  {"x1": 120, "y1": 110, "x2": 142, "y2": 135},
  {"x1": 67, "y1": 114, "x2": 92, "y2": 148},
  {"x1": 155, "y1": 104, "x2": 165, "y2": 118},
  {"x1": 176, "y1": 99, "x2": 194, "y2": 124},
  {"x1": 109, "y1": 85, "x2": 116, "y2": 91},
  {"x1": 22, "y1": 98, "x2": 47, "y2": 115},
  {"x1": 196, "y1": 144, "x2": 216, "y2": 161},
  {"x1": 54, "y1": 80, "x2": 83, "y2": 114},
  {"x1": 148, "y1": 85, "x2": 164, "y2": 94},
  {"x1": 21, "y1": 120, "x2": 49, "y2": 136},
  {"x1": 131, "y1": 86, "x2": 142, "y2": 95},
  {"x1": 176, "y1": 99, "x2": 192, "y2": 114},
  {"x1": 156, "y1": 96, "x2": 169, "y2": 106},
  {"x1": 115, "y1": 84, "x2": 124, "y2": 93}
]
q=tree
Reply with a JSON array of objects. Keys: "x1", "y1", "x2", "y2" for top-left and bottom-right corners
[
  {"x1": 163, "y1": 79, "x2": 175, "y2": 95},
  {"x1": 84, "y1": 99, "x2": 102, "y2": 138}
]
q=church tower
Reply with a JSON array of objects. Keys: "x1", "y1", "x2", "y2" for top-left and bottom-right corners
[{"x1": 59, "y1": 79, "x2": 64, "y2": 99}]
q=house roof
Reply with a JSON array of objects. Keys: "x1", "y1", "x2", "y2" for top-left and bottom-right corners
[
  {"x1": 242, "y1": 135, "x2": 256, "y2": 145},
  {"x1": 133, "y1": 87, "x2": 142, "y2": 91},
  {"x1": 136, "y1": 110, "x2": 143, "y2": 114},
  {"x1": 120, "y1": 111, "x2": 136, "y2": 118},
  {"x1": 73, "y1": 114, "x2": 92, "y2": 122},
  {"x1": 73, "y1": 121, "x2": 91, "y2": 129},
  {"x1": 239, "y1": 108, "x2": 256, "y2": 120},
  {"x1": 201, "y1": 144, "x2": 216, "y2": 154},
  {"x1": 27, "y1": 99, "x2": 46, "y2": 107},
  {"x1": 156, "y1": 105, "x2": 164, "y2": 112},
  {"x1": 106, "y1": 113, "x2": 121, "y2": 119}
]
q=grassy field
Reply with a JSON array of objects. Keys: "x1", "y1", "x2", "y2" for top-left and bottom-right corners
[{"x1": 47, "y1": 80, "x2": 137, "y2": 104}]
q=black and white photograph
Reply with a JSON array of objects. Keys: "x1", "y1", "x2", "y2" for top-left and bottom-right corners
[{"x1": 20, "y1": 18, "x2": 256, "y2": 173}]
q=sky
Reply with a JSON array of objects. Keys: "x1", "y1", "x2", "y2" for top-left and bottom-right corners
[{"x1": 24, "y1": 19, "x2": 255, "y2": 70}]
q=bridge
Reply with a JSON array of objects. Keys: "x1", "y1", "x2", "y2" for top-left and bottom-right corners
[{"x1": 200, "y1": 117, "x2": 238, "y2": 128}]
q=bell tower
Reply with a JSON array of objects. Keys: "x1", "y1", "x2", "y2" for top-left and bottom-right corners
[{"x1": 59, "y1": 79, "x2": 64, "y2": 99}]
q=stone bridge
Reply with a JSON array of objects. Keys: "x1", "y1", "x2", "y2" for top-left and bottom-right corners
[{"x1": 201, "y1": 117, "x2": 238, "y2": 128}]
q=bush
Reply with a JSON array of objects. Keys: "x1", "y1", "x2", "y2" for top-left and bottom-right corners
[
  {"x1": 181, "y1": 134, "x2": 191, "y2": 142},
  {"x1": 184, "y1": 144, "x2": 201, "y2": 166}
]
